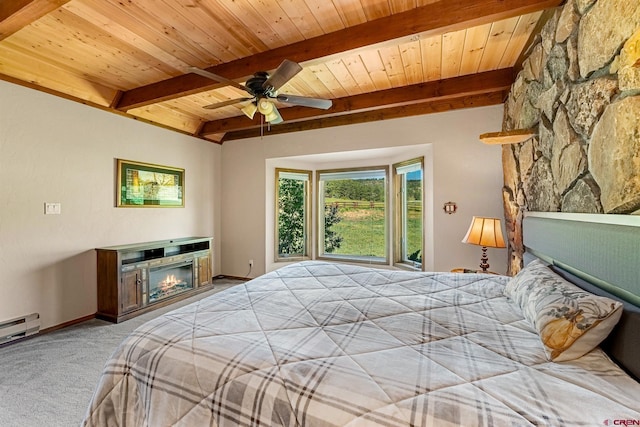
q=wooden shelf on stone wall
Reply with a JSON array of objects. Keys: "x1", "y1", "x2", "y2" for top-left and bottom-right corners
[{"x1": 479, "y1": 128, "x2": 536, "y2": 145}]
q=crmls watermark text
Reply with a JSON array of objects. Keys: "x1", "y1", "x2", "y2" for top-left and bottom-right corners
[{"x1": 604, "y1": 420, "x2": 640, "y2": 426}]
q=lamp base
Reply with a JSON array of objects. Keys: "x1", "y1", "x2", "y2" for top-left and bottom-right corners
[{"x1": 478, "y1": 246, "x2": 490, "y2": 272}]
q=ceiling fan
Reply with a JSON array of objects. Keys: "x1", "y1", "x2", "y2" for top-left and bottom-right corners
[{"x1": 189, "y1": 60, "x2": 332, "y2": 125}]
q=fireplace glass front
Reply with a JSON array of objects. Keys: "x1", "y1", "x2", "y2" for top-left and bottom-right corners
[{"x1": 148, "y1": 260, "x2": 194, "y2": 303}]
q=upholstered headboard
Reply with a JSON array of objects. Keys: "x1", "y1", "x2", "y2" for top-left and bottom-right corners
[{"x1": 523, "y1": 212, "x2": 640, "y2": 380}]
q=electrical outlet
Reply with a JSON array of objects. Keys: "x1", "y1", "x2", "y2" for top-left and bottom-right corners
[
  {"x1": 249, "y1": 259, "x2": 254, "y2": 267},
  {"x1": 44, "y1": 202, "x2": 61, "y2": 215}
]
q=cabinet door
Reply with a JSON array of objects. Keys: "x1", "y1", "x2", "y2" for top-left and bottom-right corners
[
  {"x1": 198, "y1": 256, "x2": 211, "y2": 287},
  {"x1": 121, "y1": 269, "x2": 142, "y2": 313}
]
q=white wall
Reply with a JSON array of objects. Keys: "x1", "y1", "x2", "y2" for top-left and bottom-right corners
[
  {"x1": 221, "y1": 105, "x2": 507, "y2": 278},
  {"x1": 0, "y1": 81, "x2": 220, "y2": 330}
]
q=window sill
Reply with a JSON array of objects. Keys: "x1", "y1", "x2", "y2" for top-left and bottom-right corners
[
  {"x1": 393, "y1": 262, "x2": 423, "y2": 272},
  {"x1": 318, "y1": 254, "x2": 388, "y2": 265},
  {"x1": 275, "y1": 255, "x2": 311, "y2": 263}
]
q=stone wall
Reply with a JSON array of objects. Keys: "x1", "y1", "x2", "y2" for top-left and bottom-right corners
[{"x1": 502, "y1": 0, "x2": 640, "y2": 275}]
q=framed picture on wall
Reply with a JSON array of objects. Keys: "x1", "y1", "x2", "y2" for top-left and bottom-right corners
[{"x1": 116, "y1": 159, "x2": 184, "y2": 207}]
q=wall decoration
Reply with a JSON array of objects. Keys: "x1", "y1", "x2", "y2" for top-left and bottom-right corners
[{"x1": 117, "y1": 159, "x2": 184, "y2": 207}]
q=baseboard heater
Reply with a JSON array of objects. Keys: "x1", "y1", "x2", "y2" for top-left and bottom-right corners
[{"x1": 0, "y1": 313, "x2": 40, "y2": 345}]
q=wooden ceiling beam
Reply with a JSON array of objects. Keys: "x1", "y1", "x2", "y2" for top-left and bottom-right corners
[
  {"x1": 0, "y1": 0, "x2": 71, "y2": 41},
  {"x1": 116, "y1": 0, "x2": 562, "y2": 111},
  {"x1": 200, "y1": 68, "x2": 514, "y2": 136},
  {"x1": 220, "y1": 91, "x2": 507, "y2": 142}
]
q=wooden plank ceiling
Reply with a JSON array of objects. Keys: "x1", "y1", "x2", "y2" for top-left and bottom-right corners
[{"x1": 0, "y1": 0, "x2": 562, "y2": 143}]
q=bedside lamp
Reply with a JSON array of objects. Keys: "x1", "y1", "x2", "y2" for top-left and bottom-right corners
[{"x1": 462, "y1": 217, "x2": 506, "y2": 272}]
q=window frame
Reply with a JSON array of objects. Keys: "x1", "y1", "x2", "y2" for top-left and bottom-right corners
[
  {"x1": 316, "y1": 166, "x2": 390, "y2": 265},
  {"x1": 274, "y1": 168, "x2": 312, "y2": 262},
  {"x1": 393, "y1": 157, "x2": 425, "y2": 271}
]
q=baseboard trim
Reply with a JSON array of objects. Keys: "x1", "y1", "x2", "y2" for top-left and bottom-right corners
[
  {"x1": 41, "y1": 314, "x2": 96, "y2": 334},
  {"x1": 214, "y1": 274, "x2": 249, "y2": 281}
]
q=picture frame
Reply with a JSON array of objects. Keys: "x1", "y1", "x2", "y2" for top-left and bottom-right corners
[{"x1": 116, "y1": 159, "x2": 184, "y2": 207}]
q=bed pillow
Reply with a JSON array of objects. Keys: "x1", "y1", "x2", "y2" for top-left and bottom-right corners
[{"x1": 504, "y1": 259, "x2": 623, "y2": 361}]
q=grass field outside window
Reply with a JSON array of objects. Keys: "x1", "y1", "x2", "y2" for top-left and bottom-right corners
[{"x1": 318, "y1": 168, "x2": 388, "y2": 263}]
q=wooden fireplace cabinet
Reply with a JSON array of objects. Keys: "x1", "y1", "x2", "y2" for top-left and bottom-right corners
[{"x1": 96, "y1": 237, "x2": 213, "y2": 323}]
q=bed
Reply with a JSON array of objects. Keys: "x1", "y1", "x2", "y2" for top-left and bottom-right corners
[{"x1": 83, "y1": 214, "x2": 640, "y2": 426}]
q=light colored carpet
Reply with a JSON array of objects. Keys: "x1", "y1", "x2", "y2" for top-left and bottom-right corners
[{"x1": 0, "y1": 279, "x2": 243, "y2": 427}]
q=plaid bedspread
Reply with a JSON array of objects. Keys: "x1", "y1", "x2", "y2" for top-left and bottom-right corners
[{"x1": 82, "y1": 261, "x2": 640, "y2": 426}]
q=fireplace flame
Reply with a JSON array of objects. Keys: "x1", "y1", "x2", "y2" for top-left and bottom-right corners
[{"x1": 159, "y1": 274, "x2": 182, "y2": 291}]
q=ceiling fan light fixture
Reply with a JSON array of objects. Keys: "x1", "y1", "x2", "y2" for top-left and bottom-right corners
[
  {"x1": 241, "y1": 102, "x2": 257, "y2": 119},
  {"x1": 257, "y1": 98, "x2": 274, "y2": 115},
  {"x1": 266, "y1": 110, "x2": 283, "y2": 124},
  {"x1": 264, "y1": 111, "x2": 278, "y2": 122},
  {"x1": 257, "y1": 99, "x2": 283, "y2": 124}
]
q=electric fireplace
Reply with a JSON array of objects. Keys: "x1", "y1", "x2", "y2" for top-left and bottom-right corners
[
  {"x1": 148, "y1": 260, "x2": 194, "y2": 303},
  {"x1": 97, "y1": 237, "x2": 213, "y2": 323}
]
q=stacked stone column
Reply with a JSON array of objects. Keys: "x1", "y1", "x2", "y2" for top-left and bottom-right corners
[{"x1": 502, "y1": 0, "x2": 640, "y2": 275}]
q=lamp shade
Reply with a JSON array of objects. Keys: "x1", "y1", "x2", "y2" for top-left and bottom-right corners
[
  {"x1": 462, "y1": 217, "x2": 506, "y2": 248},
  {"x1": 257, "y1": 98, "x2": 274, "y2": 115},
  {"x1": 241, "y1": 102, "x2": 257, "y2": 119}
]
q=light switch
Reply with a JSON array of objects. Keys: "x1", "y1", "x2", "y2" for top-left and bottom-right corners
[{"x1": 44, "y1": 202, "x2": 61, "y2": 215}]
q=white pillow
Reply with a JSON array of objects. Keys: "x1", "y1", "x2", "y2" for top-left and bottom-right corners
[{"x1": 504, "y1": 260, "x2": 623, "y2": 361}]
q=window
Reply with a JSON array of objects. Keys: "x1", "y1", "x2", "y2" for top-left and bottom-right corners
[
  {"x1": 393, "y1": 158, "x2": 424, "y2": 269},
  {"x1": 317, "y1": 167, "x2": 388, "y2": 264},
  {"x1": 275, "y1": 168, "x2": 311, "y2": 261}
]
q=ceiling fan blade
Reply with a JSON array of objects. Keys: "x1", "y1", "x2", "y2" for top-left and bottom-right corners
[
  {"x1": 188, "y1": 67, "x2": 251, "y2": 94},
  {"x1": 203, "y1": 97, "x2": 254, "y2": 110},
  {"x1": 263, "y1": 59, "x2": 302, "y2": 91},
  {"x1": 276, "y1": 94, "x2": 332, "y2": 110}
]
